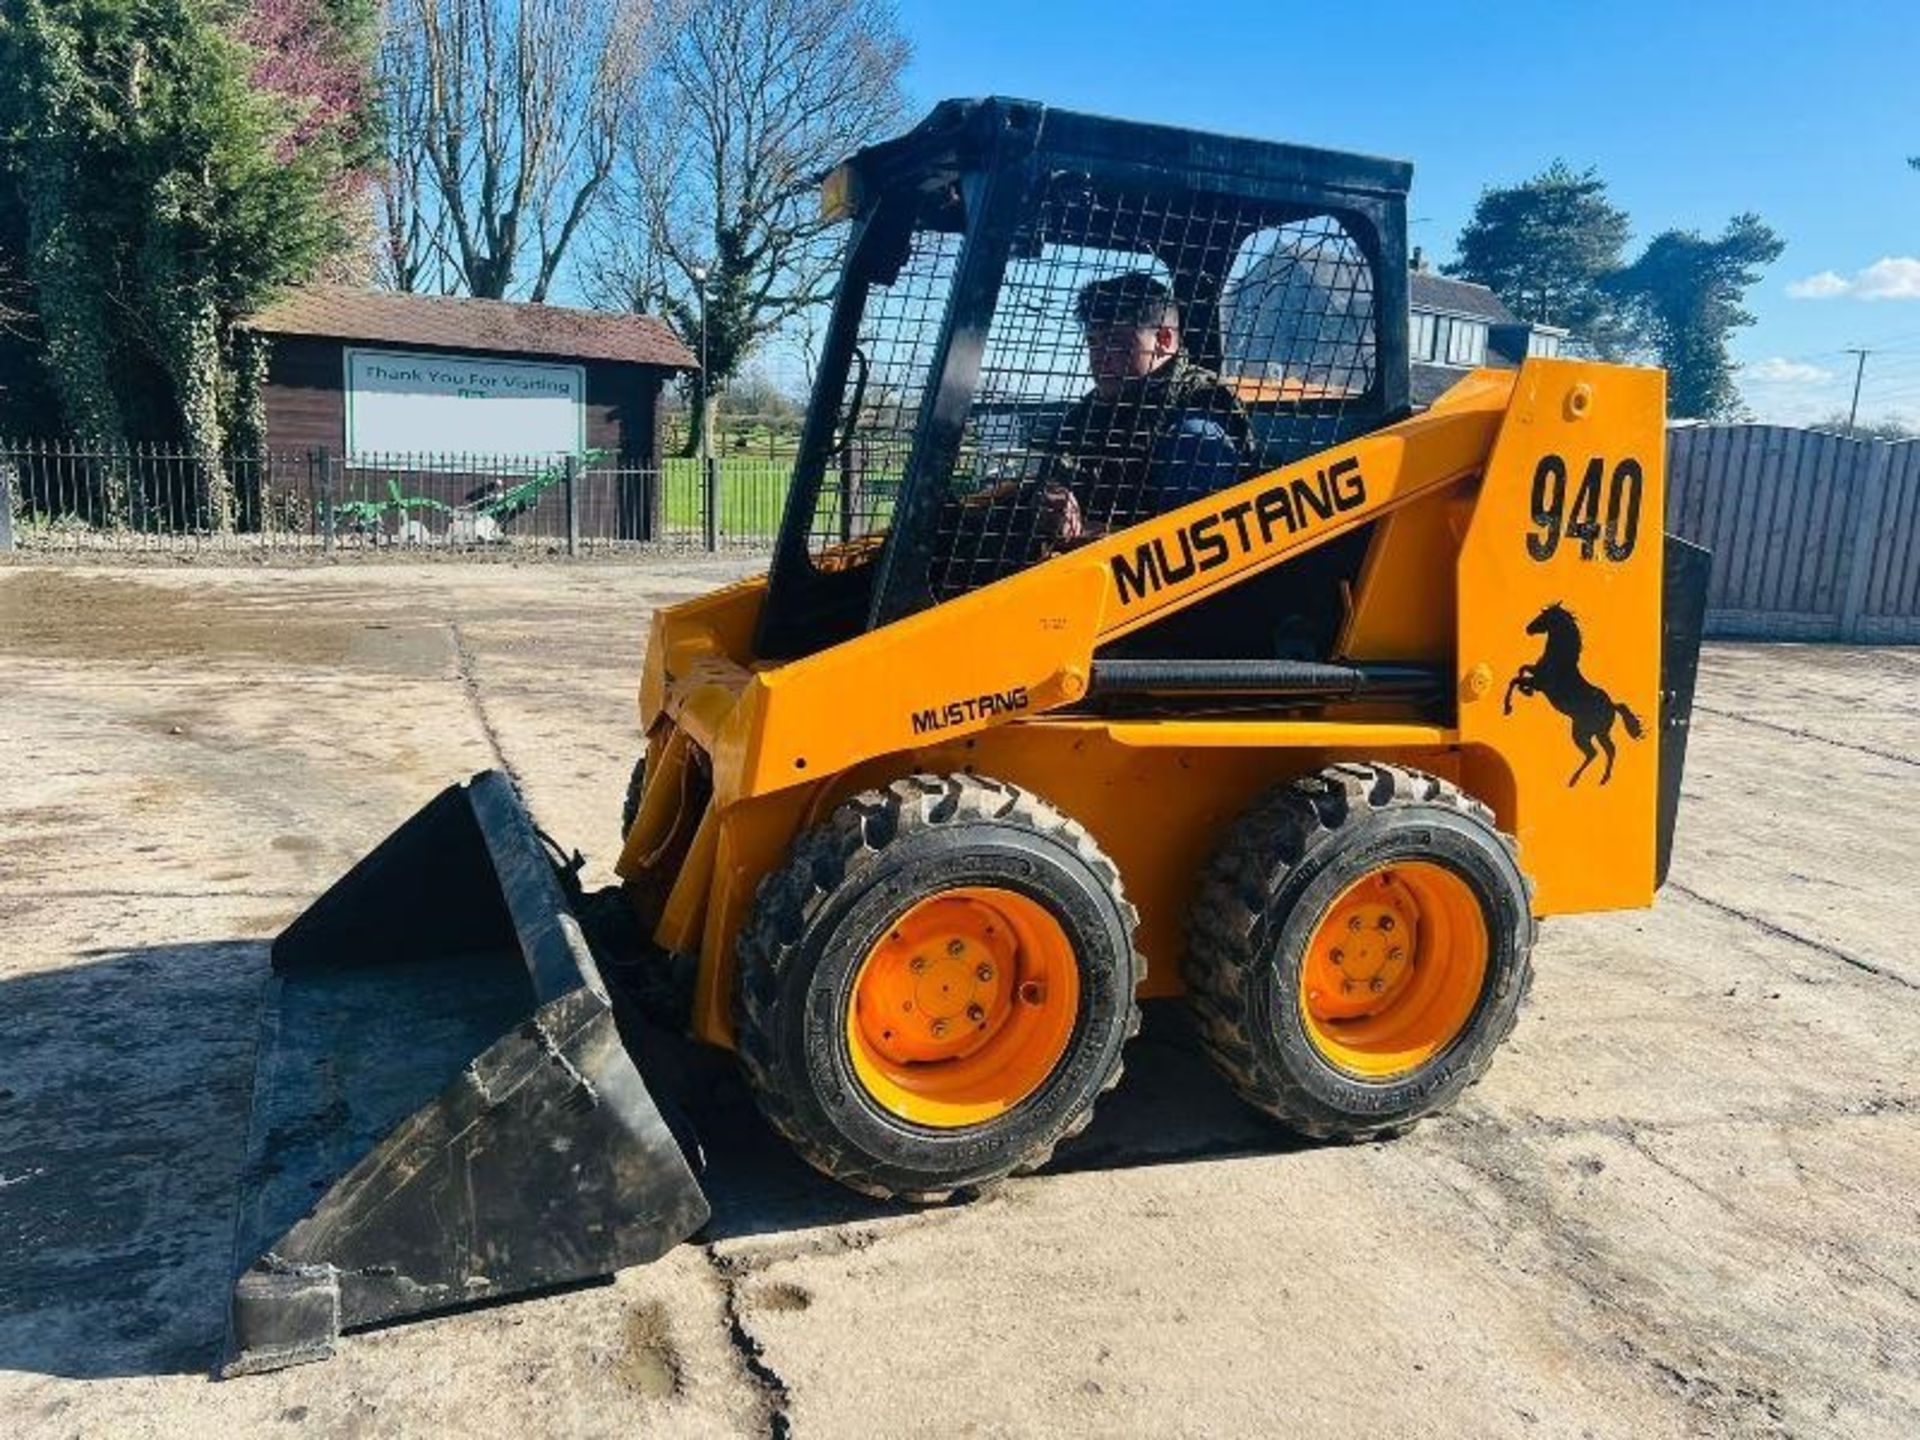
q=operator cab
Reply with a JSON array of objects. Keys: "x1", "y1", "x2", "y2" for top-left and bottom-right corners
[{"x1": 757, "y1": 97, "x2": 1412, "y2": 662}]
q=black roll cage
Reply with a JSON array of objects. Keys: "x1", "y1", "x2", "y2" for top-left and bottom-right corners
[{"x1": 755, "y1": 97, "x2": 1414, "y2": 661}]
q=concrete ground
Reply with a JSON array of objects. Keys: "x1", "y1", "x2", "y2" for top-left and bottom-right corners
[{"x1": 0, "y1": 562, "x2": 1915, "y2": 1439}]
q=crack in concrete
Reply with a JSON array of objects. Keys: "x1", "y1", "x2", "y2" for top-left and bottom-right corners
[
  {"x1": 692, "y1": 1213, "x2": 978, "y2": 1435},
  {"x1": 1691, "y1": 703, "x2": 1920, "y2": 769},
  {"x1": 447, "y1": 621, "x2": 520, "y2": 789},
  {"x1": 705, "y1": 1245, "x2": 794, "y2": 1440},
  {"x1": 710, "y1": 1207, "x2": 968, "y2": 1273},
  {"x1": 1618, "y1": 1128, "x2": 1744, "y2": 1217},
  {"x1": 1666, "y1": 883, "x2": 1919, "y2": 990}
]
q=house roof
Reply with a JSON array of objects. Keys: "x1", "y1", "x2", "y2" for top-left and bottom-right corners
[
  {"x1": 249, "y1": 285, "x2": 698, "y2": 370},
  {"x1": 1409, "y1": 271, "x2": 1514, "y2": 324}
]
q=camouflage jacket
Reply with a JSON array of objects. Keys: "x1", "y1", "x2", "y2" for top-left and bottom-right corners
[{"x1": 1049, "y1": 354, "x2": 1252, "y2": 526}]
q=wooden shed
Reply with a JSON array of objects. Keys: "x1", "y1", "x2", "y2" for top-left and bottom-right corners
[{"x1": 248, "y1": 286, "x2": 696, "y2": 467}]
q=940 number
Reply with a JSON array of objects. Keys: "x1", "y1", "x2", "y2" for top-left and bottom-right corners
[{"x1": 1527, "y1": 454, "x2": 1642, "y2": 563}]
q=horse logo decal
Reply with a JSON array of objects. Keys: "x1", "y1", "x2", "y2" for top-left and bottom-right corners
[{"x1": 1504, "y1": 602, "x2": 1645, "y2": 787}]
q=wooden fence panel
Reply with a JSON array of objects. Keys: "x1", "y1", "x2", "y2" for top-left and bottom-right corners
[
  {"x1": 1665, "y1": 423, "x2": 1919, "y2": 642},
  {"x1": 1861, "y1": 441, "x2": 1920, "y2": 640}
]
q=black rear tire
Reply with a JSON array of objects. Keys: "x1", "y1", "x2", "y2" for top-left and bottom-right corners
[
  {"x1": 619, "y1": 754, "x2": 647, "y2": 843},
  {"x1": 735, "y1": 773, "x2": 1142, "y2": 1201},
  {"x1": 1184, "y1": 762, "x2": 1534, "y2": 1140}
]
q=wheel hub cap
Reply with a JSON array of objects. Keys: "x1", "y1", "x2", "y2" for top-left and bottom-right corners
[
  {"x1": 1297, "y1": 862, "x2": 1489, "y2": 1079},
  {"x1": 847, "y1": 887, "x2": 1078, "y2": 1128}
]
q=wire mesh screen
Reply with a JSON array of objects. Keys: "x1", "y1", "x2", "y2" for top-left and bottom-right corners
[
  {"x1": 1219, "y1": 219, "x2": 1376, "y2": 404},
  {"x1": 928, "y1": 180, "x2": 1376, "y2": 600},
  {"x1": 810, "y1": 227, "x2": 964, "y2": 555}
]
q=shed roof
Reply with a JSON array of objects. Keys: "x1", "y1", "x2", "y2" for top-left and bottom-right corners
[{"x1": 250, "y1": 286, "x2": 698, "y2": 370}]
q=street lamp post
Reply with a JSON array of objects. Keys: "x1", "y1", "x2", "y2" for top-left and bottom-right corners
[{"x1": 690, "y1": 266, "x2": 716, "y2": 550}]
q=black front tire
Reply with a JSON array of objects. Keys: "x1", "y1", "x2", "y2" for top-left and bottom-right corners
[{"x1": 735, "y1": 773, "x2": 1142, "y2": 1202}]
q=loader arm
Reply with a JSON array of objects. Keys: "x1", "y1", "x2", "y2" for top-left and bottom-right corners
[{"x1": 732, "y1": 373, "x2": 1511, "y2": 800}]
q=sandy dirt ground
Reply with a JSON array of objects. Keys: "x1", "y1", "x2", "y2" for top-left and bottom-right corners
[{"x1": 0, "y1": 562, "x2": 1915, "y2": 1439}]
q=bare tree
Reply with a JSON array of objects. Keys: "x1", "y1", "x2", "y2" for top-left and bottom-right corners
[
  {"x1": 384, "y1": 0, "x2": 664, "y2": 300},
  {"x1": 592, "y1": 0, "x2": 909, "y2": 450},
  {"x1": 376, "y1": 18, "x2": 445, "y2": 293}
]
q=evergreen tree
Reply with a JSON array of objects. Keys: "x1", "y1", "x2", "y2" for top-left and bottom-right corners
[
  {"x1": 0, "y1": 0, "x2": 374, "y2": 518},
  {"x1": 1607, "y1": 215, "x2": 1785, "y2": 420},
  {"x1": 1446, "y1": 162, "x2": 1631, "y2": 334}
]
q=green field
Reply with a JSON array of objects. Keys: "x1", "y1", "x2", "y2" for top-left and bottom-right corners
[
  {"x1": 658, "y1": 457, "x2": 793, "y2": 539},
  {"x1": 656, "y1": 459, "x2": 904, "y2": 542}
]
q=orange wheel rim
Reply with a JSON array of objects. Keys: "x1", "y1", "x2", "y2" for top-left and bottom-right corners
[
  {"x1": 1297, "y1": 861, "x2": 1488, "y2": 1079},
  {"x1": 846, "y1": 886, "x2": 1080, "y2": 1128}
]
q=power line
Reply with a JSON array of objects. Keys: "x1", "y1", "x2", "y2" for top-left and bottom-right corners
[
  {"x1": 1856, "y1": 360, "x2": 1920, "y2": 385},
  {"x1": 1849, "y1": 327, "x2": 1920, "y2": 352},
  {"x1": 1742, "y1": 334, "x2": 1920, "y2": 375}
]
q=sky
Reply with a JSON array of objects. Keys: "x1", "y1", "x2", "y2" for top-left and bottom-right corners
[{"x1": 891, "y1": 0, "x2": 1920, "y2": 426}]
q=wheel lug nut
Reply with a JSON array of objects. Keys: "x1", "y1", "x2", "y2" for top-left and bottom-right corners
[
  {"x1": 930, "y1": 1018, "x2": 950, "y2": 1038},
  {"x1": 947, "y1": 939, "x2": 965, "y2": 957},
  {"x1": 976, "y1": 963, "x2": 995, "y2": 983},
  {"x1": 1330, "y1": 948, "x2": 1345, "y2": 965},
  {"x1": 910, "y1": 955, "x2": 928, "y2": 973},
  {"x1": 1378, "y1": 915, "x2": 1395, "y2": 932},
  {"x1": 1347, "y1": 915, "x2": 1364, "y2": 932},
  {"x1": 967, "y1": 1004, "x2": 986, "y2": 1024},
  {"x1": 1388, "y1": 946, "x2": 1405, "y2": 962},
  {"x1": 1369, "y1": 977, "x2": 1385, "y2": 994}
]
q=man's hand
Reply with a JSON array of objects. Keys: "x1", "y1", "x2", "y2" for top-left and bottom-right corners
[{"x1": 1039, "y1": 481, "x2": 1086, "y2": 549}]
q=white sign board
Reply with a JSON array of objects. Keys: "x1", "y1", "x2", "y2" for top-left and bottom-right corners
[{"x1": 344, "y1": 348, "x2": 585, "y2": 463}]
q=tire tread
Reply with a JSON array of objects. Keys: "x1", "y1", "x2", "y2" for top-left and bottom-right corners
[
  {"x1": 1183, "y1": 762, "x2": 1534, "y2": 1140},
  {"x1": 736, "y1": 772, "x2": 1143, "y2": 1200}
]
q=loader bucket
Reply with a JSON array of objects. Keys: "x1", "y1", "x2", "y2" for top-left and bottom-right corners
[{"x1": 221, "y1": 770, "x2": 709, "y2": 1377}]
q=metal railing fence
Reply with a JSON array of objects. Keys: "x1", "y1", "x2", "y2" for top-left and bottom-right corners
[{"x1": 0, "y1": 438, "x2": 794, "y2": 555}]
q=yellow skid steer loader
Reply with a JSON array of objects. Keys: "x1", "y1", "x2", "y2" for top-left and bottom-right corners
[{"x1": 224, "y1": 98, "x2": 1708, "y2": 1374}]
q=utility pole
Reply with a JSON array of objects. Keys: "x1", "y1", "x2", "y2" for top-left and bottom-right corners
[{"x1": 1844, "y1": 348, "x2": 1871, "y2": 437}]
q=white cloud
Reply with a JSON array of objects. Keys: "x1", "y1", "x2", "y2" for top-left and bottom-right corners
[
  {"x1": 1739, "y1": 390, "x2": 1843, "y2": 426},
  {"x1": 1786, "y1": 257, "x2": 1920, "y2": 301},
  {"x1": 1853, "y1": 258, "x2": 1920, "y2": 299},
  {"x1": 1786, "y1": 271, "x2": 1850, "y2": 299},
  {"x1": 1742, "y1": 357, "x2": 1834, "y2": 384},
  {"x1": 1737, "y1": 354, "x2": 1848, "y2": 426}
]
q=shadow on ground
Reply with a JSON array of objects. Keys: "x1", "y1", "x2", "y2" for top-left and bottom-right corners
[
  {"x1": 684, "y1": 1001, "x2": 1309, "y2": 1243},
  {"x1": 0, "y1": 944, "x2": 267, "y2": 1383},
  {"x1": 0, "y1": 944, "x2": 1305, "y2": 1383}
]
